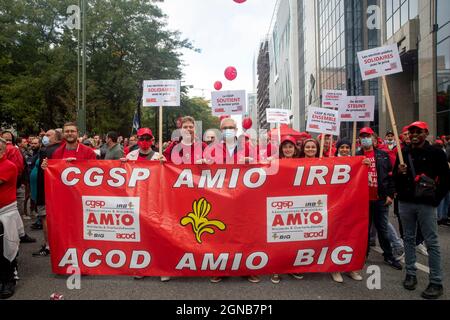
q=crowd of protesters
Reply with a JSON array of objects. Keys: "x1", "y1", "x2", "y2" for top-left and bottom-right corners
[{"x1": 1, "y1": 117, "x2": 449, "y2": 299}]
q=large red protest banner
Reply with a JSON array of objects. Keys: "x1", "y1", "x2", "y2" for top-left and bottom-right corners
[{"x1": 45, "y1": 158, "x2": 369, "y2": 277}]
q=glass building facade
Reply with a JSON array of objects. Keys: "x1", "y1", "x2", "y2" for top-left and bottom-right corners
[
  {"x1": 318, "y1": 0, "x2": 381, "y2": 136},
  {"x1": 385, "y1": 0, "x2": 419, "y2": 39},
  {"x1": 437, "y1": 0, "x2": 450, "y2": 135}
]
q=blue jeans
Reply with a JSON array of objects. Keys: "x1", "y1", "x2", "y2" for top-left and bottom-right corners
[
  {"x1": 368, "y1": 200, "x2": 394, "y2": 260},
  {"x1": 387, "y1": 223, "x2": 403, "y2": 250},
  {"x1": 399, "y1": 202, "x2": 443, "y2": 285},
  {"x1": 437, "y1": 192, "x2": 450, "y2": 221},
  {"x1": 370, "y1": 222, "x2": 404, "y2": 250}
]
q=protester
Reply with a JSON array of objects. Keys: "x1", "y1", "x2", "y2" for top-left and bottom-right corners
[
  {"x1": 104, "y1": 131, "x2": 124, "y2": 160},
  {"x1": 126, "y1": 128, "x2": 164, "y2": 161},
  {"x1": 330, "y1": 138, "x2": 364, "y2": 283},
  {"x1": 393, "y1": 121, "x2": 449, "y2": 299},
  {"x1": 32, "y1": 129, "x2": 63, "y2": 256},
  {"x1": 206, "y1": 118, "x2": 258, "y2": 283},
  {"x1": 204, "y1": 129, "x2": 218, "y2": 146},
  {"x1": 164, "y1": 116, "x2": 207, "y2": 164},
  {"x1": 1, "y1": 131, "x2": 35, "y2": 244},
  {"x1": 317, "y1": 134, "x2": 336, "y2": 157},
  {"x1": 122, "y1": 128, "x2": 166, "y2": 281},
  {"x1": 300, "y1": 139, "x2": 319, "y2": 159},
  {"x1": 269, "y1": 136, "x2": 304, "y2": 284},
  {"x1": 28, "y1": 138, "x2": 41, "y2": 226},
  {"x1": 37, "y1": 123, "x2": 96, "y2": 257},
  {"x1": 357, "y1": 127, "x2": 402, "y2": 270},
  {"x1": 204, "y1": 118, "x2": 256, "y2": 166},
  {"x1": 124, "y1": 135, "x2": 138, "y2": 155},
  {"x1": 0, "y1": 138, "x2": 24, "y2": 299}
]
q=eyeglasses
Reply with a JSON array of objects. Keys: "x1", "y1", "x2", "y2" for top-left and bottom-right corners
[
  {"x1": 222, "y1": 127, "x2": 236, "y2": 130},
  {"x1": 138, "y1": 137, "x2": 153, "y2": 142}
]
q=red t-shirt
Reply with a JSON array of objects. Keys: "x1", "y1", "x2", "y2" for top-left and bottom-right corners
[
  {"x1": 0, "y1": 155, "x2": 18, "y2": 208},
  {"x1": 364, "y1": 150, "x2": 379, "y2": 201},
  {"x1": 52, "y1": 143, "x2": 97, "y2": 160}
]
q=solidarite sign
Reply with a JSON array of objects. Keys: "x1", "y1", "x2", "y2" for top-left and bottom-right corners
[{"x1": 45, "y1": 159, "x2": 369, "y2": 277}]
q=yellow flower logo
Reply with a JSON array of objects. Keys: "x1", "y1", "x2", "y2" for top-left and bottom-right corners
[{"x1": 181, "y1": 198, "x2": 226, "y2": 244}]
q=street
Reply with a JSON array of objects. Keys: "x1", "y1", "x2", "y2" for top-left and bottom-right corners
[{"x1": 10, "y1": 215, "x2": 450, "y2": 300}]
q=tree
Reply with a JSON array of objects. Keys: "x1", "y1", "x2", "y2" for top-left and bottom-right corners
[{"x1": 0, "y1": 0, "x2": 195, "y2": 135}]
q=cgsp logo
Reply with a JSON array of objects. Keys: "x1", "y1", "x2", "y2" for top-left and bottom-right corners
[
  {"x1": 85, "y1": 200, "x2": 106, "y2": 209},
  {"x1": 271, "y1": 201, "x2": 294, "y2": 210}
]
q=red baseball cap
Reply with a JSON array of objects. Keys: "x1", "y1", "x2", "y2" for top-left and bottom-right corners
[
  {"x1": 359, "y1": 127, "x2": 375, "y2": 136},
  {"x1": 137, "y1": 128, "x2": 153, "y2": 137},
  {"x1": 407, "y1": 121, "x2": 429, "y2": 132},
  {"x1": 402, "y1": 126, "x2": 410, "y2": 134},
  {"x1": 281, "y1": 135, "x2": 297, "y2": 146},
  {"x1": 435, "y1": 140, "x2": 444, "y2": 146}
]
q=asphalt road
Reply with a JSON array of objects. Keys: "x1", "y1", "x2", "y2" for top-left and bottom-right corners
[{"x1": 8, "y1": 214, "x2": 450, "y2": 301}]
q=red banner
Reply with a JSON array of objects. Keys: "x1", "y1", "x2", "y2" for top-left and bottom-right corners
[{"x1": 45, "y1": 158, "x2": 369, "y2": 277}]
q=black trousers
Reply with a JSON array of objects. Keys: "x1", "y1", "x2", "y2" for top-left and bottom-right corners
[{"x1": 0, "y1": 222, "x2": 17, "y2": 282}]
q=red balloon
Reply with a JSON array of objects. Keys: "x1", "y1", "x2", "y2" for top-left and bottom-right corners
[
  {"x1": 242, "y1": 117, "x2": 253, "y2": 130},
  {"x1": 214, "y1": 81, "x2": 223, "y2": 91},
  {"x1": 233, "y1": 0, "x2": 247, "y2": 3},
  {"x1": 224, "y1": 66, "x2": 237, "y2": 81}
]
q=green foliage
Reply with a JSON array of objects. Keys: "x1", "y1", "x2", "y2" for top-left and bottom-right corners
[{"x1": 0, "y1": 0, "x2": 199, "y2": 136}]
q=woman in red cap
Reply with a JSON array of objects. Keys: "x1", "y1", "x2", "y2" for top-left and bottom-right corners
[{"x1": 269, "y1": 136, "x2": 304, "y2": 284}]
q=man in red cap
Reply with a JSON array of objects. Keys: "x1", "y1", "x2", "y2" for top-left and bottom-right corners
[
  {"x1": 126, "y1": 128, "x2": 162, "y2": 161},
  {"x1": 393, "y1": 121, "x2": 449, "y2": 299},
  {"x1": 357, "y1": 127, "x2": 402, "y2": 270}
]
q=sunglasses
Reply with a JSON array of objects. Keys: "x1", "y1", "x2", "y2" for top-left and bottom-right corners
[{"x1": 138, "y1": 136, "x2": 153, "y2": 142}]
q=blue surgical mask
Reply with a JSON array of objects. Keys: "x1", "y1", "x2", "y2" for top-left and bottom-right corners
[
  {"x1": 361, "y1": 137, "x2": 373, "y2": 148},
  {"x1": 222, "y1": 129, "x2": 236, "y2": 140},
  {"x1": 42, "y1": 136, "x2": 50, "y2": 146}
]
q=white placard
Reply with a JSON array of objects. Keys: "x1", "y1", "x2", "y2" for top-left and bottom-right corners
[
  {"x1": 322, "y1": 90, "x2": 347, "y2": 110},
  {"x1": 211, "y1": 90, "x2": 246, "y2": 116},
  {"x1": 306, "y1": 107, "x2": 340, "y2": 136},
  {"x1": 142, "y1": 80, "x2": 181, "y2": 107},
  {"x1": 340, "y1": 96, "x2": 375, "y2": 122},
  {"x1": 357, "y1": 44, "x2": 403, "y2": 81},
  {"x1": 266, "y1": 108, "x2": 291, "y2": 124}
]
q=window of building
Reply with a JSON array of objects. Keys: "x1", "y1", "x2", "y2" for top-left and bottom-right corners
[{"x1": 437, "y1": 0, "x2": 450, "y2": 135}]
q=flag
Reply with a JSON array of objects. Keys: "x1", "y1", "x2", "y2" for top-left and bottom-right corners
[{"x1": 132, "y1": 110, "x2": 140, "y2": 132}]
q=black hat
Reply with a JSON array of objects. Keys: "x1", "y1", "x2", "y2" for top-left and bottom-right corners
[{"x1": 336, "y1": 138, "x2": 352, "y2": 150}]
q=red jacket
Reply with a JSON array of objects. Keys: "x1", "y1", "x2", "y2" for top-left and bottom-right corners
[
  {"x1": 204, "y1": 140, "x2": 257, "y2": 164},
  {"x1": 51, "y1": 142, "x2": 97, "y2": 160},
  {"x1": 5, "y1": 144, "x2": 24, "y2": 177},
  {"x1": 163, "y1": 140, "x2": 207, "y2": 164}
]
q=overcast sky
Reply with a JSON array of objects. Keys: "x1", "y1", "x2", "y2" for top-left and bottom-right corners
[{"x1": 157, "y1": 0, "x2": 277, "y2": 98}]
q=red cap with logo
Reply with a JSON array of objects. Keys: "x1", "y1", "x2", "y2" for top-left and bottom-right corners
[
  {"x1": 359, "y1": 127, "x2": 375, "y2": 136},
  {"x1": 407, "y1": 121, "x2": 429, "y2": 132},
  {"x1": 137, "y1": 128, "x2": 153, "y2": 137},
  {"x1": 281, "y1": 135, "x2": 297, "y2": 145}
]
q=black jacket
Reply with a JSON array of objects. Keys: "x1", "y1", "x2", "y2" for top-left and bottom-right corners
[
  {"x1": 393, "y1": 142, "x2": 450, "y2": 207},
  {"x1": 357, "y1": 148, "x2": 395, "y2": 201},
  {"x1": 36, "y1": 143, "x2": 62, "y2": 206}
]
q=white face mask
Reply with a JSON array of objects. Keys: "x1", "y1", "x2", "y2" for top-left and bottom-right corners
[
  {"x1": 42, "y1": 136, "x2": 50, "y2": 146},
  {"x1": 222, "y1": 129, "x2": 236, "y2": 140}
]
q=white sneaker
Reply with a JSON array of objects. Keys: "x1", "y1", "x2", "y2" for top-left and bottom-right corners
[
  {"x1": 291, "y1": 273, "x2": 304, "y2": 280},
  {"x1": 348, "y1": 271, "x2": 363, "y2": 281},
  {"x1": 331, "y1": 272, "x2": 344, "y2": 283},
  {"x1": 416, "y1": 243, "x2": 428, "y2": 256},
  {"x1": 160, "y1": 276, "x2": 171, "y2": 282}
]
